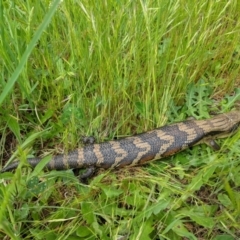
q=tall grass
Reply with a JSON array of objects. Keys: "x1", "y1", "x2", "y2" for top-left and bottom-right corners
[{"x1": 0, "y1": 0, "x2": 240, "y2": 239}]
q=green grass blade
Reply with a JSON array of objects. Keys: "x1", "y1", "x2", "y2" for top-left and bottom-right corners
[{"x1": 0, "y1": 0, "x2": 61, "y2": 106}]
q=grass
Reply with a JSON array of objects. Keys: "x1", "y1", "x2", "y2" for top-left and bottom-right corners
[{"x1": 0, "y1": 0, "x2": 240, "y2": 239}]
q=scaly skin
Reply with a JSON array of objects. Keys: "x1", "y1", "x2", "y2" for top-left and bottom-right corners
[{"x1": 1, "y1": 111, "x2": 240, "y2": 173}]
